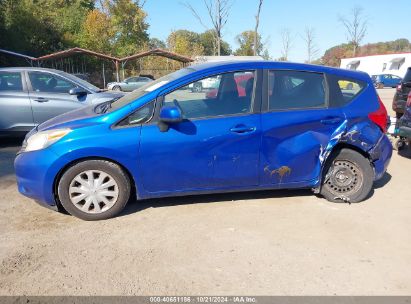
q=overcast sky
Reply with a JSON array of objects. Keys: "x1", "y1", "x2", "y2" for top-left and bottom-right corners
[{"x1": 144, "y1": 0, "x2": 411, "y2": 61}]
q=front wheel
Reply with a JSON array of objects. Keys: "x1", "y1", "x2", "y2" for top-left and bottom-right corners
[
  {"x1": 320, "y1": 149, "x2": 373, "y2": 203},
  {"x1": 57, "y1": 160, "x2": 131, "y2": 220}
]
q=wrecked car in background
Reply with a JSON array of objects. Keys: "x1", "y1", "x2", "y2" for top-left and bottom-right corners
[{"x1": 14, "y1": 61, "x2": 392, "y2": 220}]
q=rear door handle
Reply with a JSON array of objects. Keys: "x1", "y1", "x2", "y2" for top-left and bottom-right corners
[
  {"x1": 34, "y1": 97, "x2": 49, "y2": 103},
  {"x1": 230, "y1": 125, "x2": 256, "y2": 134},
  {"x1": 321, "y1": 117, "x2": 343, "y2": 125}
]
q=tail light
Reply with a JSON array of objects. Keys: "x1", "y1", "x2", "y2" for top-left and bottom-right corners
[
  {"x1": 368, "y1": 96, "x2": 388, "y2": 133},
  {"x1": 407, "y1": 93, "x2": 411, "y2": 108}
]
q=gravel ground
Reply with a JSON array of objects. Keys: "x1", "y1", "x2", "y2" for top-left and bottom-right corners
[{"x1": 0, "y1": 89, "x2": 410, "y2": 295}]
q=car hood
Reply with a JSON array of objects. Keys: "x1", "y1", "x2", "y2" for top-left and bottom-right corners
[
  {"x1": 36, "y1": 91, "x2": 124, "y2": 131},
  {"x1": 36, "y1": 105, "x2": 99, "y2": 132},
  {"x1": 94, "y1": 91, "x2": 124, "y2": 98}
]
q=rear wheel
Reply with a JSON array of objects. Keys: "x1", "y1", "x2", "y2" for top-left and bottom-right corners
[
  {"x1": 320, "y1": 149, "x2": 373, "y2": 203},
  {"x1": 57, "y1": 160, "x2": 131, "y2": 220},
  {"x1": 112, "y1": 85, "x2": 122, "y2": 91}
]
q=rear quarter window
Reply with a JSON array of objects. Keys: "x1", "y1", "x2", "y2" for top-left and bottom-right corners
[{"x1": 327, "y1": 74, "x2": 367, "y2": 108}]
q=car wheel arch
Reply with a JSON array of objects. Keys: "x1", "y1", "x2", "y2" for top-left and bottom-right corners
[
  {"x1": 52, "y1": 156, "x2": 137, "y2": 211},
  {"x1": 314, "y1": 143, "x2": 373, "y2": 194}
]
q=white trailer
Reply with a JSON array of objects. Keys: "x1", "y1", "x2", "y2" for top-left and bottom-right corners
[{"x1": 340, "y1": 53, "x2": 411, "y2": 78}]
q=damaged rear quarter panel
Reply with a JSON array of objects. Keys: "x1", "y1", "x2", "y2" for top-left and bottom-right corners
[
  {"x1": 260, "y1": 107, "x2": 345, "y2": 188},
  {"x1": 260, "y1": 72, "x2": 388, "y2": 190}
]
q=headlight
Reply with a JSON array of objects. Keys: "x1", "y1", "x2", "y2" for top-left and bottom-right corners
[{"x1": 24, "y1": 129, "x2": 72, "y2": 152}]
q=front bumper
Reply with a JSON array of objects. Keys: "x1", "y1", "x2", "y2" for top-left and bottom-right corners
[{"x1": 14, "y1": 148, "x2": 62, "y2": 209}]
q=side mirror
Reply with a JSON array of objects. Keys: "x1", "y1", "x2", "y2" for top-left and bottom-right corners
[
  {"x1": 159, "y1": 105, "x2": 183, "y2": 123},
  {"x1": 158, "y1": 105, "x2": 183, "y2": 132},
  {"x1": 69, "y1": 87, "x2": 87, "y2": 96}
]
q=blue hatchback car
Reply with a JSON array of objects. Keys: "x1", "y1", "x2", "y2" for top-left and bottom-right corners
[{"x1": 15, "y1": 61, "x2": 392, "y2": 220}]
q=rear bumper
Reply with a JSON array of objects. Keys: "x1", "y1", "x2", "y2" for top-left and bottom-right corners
[{"x1": 370, "y1": 134, "x2": 392, "y2": 181}]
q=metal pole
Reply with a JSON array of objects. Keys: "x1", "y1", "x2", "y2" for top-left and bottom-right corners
[
  {"x1": 115, "y1": 60, "x2": 119, "y2": 82},
  {"x1": 102, "y1": 61, "x2": 106, "y2": 89}
]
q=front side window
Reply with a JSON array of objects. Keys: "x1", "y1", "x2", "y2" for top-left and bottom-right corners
[
  {"x1": 0, "y1": 72, "x2": 23, "y2": 92},
  {"x1": 164, "y1": 71, "x2": 255, "y2": 119},
  {"x1": 268, "y1": 70, "x2": 325, "y2": 110},
  {"x1": 29, "y1": 72, "x2": 76, "y2": 93}
]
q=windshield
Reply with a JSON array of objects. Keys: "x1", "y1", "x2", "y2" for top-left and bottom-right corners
[
  {"x1": 107, "y1": 67, "x2": 196, "y2": 112},
  {"x1": 58, "y1": 70, "x2": 100, "y2": 92}
]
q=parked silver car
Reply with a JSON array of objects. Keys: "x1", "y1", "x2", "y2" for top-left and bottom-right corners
[
  {"x1": 0, "y1": 67, "x2": 124, "y2": 136},
  {"x1": 107, "y1": 76, "x2": 153, "y2": 92}
]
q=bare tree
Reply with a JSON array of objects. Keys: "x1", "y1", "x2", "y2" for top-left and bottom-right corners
[
  {"x1": 253, "y1": 0, "x2": 264, "y2": 56},
  {"x1": 280, "y1": 28, "x2": 293, "y2": 61},
  {"x1": 183, "y1": 0, "x2": 233, "y2": 56},
  {"x1": 301, "y1": 27, "x2": 319, "y2": 63},
  {"x1": 339, "y1": 6, "x2": 367, "y2": 56}
]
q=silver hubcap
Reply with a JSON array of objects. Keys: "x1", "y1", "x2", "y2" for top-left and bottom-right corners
[
  {"x1": 326, "y1": 160, "x2": 363, "y2": 195},
  {"x1": 69, "y1": 170, "x2": 119, "y2": 214}
]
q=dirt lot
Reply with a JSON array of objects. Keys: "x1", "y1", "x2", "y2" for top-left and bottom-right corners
[{"x1": 0, "y1": 89, "x2": 410, "y2": 295}]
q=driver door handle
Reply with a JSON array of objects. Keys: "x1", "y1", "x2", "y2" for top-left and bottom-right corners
[
  {"x1": 34, "y1": 97, "x2": 49, "y2": 103},
  {"x1": 230, "y1": 125, "x2": 256, "y2": 134}
]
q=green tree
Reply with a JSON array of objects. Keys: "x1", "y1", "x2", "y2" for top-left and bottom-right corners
[
  {"x1": 77, "y1": 9, "x2": 114, "y2": 53},
  {"x1": 167, "y1": 30, "x2": 204, "y2": 57},
  {"x1": 148, "y1": 38, "x2": 166, "y2": 50},
  {"x1": 0, "y1": 0, "x2": 93, "y2": 55},
  {"x1": 234, "y1": 30, "x2": 263, "y2": 56},
  {"x1": 199, "y1": 30, "x2": 231, "y2": 55},
  {"x1": 105, "y1": 0, "x2": 149, "y2": 57}
]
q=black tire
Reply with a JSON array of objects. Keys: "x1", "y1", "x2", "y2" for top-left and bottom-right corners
[
  {"x1": 57, "y1": 160, "x2": 131, "y2": 221},
  {"x1": 112, "y1": 85, "x2": 122, "y2": 91},
  {"x1": 394, "y1": 139, "x2": 405, "y2": 151},
  {"x1": 320, "y1": 149, "x2": 373, "y2": 203}
]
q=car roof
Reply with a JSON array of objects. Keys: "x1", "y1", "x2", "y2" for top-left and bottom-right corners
[
  {"x1": 0, "y1": 67, "x2": 66, "y2": 74},
  {"x1": 189, "y1": 60, "x2": 370, "y2": 80}
]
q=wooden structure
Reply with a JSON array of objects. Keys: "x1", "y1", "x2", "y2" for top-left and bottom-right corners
[{"x1": 0, "y1": 47, "x2": 194, "y2": 82}]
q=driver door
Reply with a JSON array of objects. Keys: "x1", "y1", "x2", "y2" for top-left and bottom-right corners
[
  {"x1": 139, "y1": 70, "x2": 262, "y2": 193},
  {"x1": 27, "y1": 71, "x2": 88, "y2": 124}
]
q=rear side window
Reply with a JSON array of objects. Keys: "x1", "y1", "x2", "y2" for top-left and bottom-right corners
[
  {"x1": 268, "y1": 70, "x2": 326, "y2": 110},
  {"x1": 327, "y1": 74, "x2": 366, "y2": 107},
  {"x1": 0, "y1": 72, "x2": 23, "y2": 92}
]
